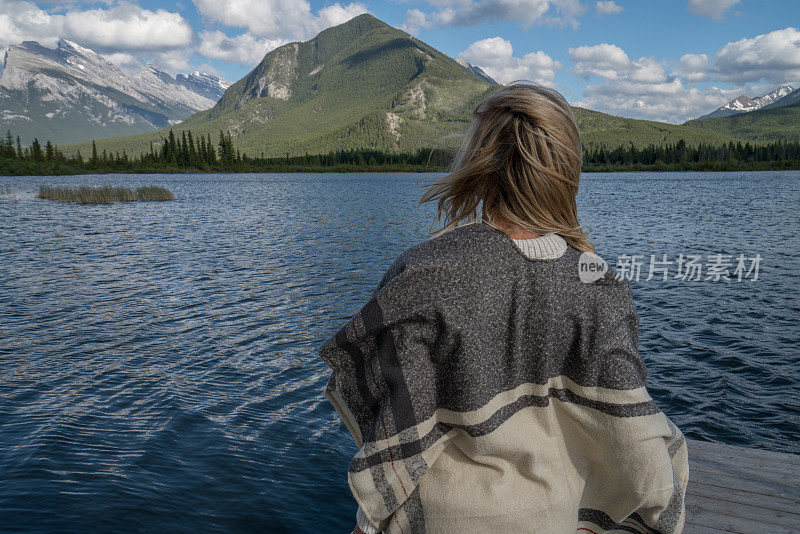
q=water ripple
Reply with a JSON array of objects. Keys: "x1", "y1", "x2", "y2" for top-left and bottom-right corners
[{"x1": 0, "y1": 171, "x2": 798, "y2": 532}]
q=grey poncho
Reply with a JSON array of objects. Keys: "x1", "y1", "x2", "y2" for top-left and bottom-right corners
[{"x1": 320, "y1": 222, "x2": 689, "y2": 533}]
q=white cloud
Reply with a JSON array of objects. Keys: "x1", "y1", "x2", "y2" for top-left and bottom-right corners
[
  {"x1": 191, "y1": 0, "x2": 367, "y2": 40},
  {"x1": 569, "y1": 43, "x2": 631, "y2": 79},
  {"x1": 0, "y1": 1, "x2": 193, "y2": 52},
  {"x1": 687, "y1": 0, "x2": 740, "y2": 20},
  {"x1": 191, "y1": 63, "x2": 226, "y2": 78},
  {"x1": 149, "y1": 49, "x2": 194, "y2": 72},
  {"x1": 714, "y1": 27, "x2": 800, "y2": 83},
  {"x1": 401, "y1": 8, "x2": 430, "y2": 34},
  {"x1": 0, "y1": 0, "x2": 64, "y2": 49},
  {"x1": 678, "y1": 53, "x2": 708, "y2": 82},
  {"x1": 0, "y1": 0, "x2": 202, "y2": 76},
  {"x1": 198, "y1": 31, "x2": 287, "y2": 66},
  {"x1": 570, "y1": 44, "x2": 670, "y2": 83},
  {"x1": 402, "y1": 0, "x2": 586, "y2": 32},
  {"x1": 628, "y1": 56, "x2": 669, "y2": 83},
  {"x1": 63, "y1": 6, "x2": 193, "y2": 52},
  {"x1": 318, "y1": 3, "x2": 369, "y2": 28},
  {"x1": 595, "y1": 1, "x2": 624, "y2": 15},
  {"x1": 575, "y1": 79, "x2": 739, "y2": 123},
  {"x1": 460, "y1": 37, "x2": 561, "y2": 85},
  {"x1": 569, "y1": 42, "x2": 740, "y2": 122},
  {"x1": 103, "y1": 52, "x2": 140, "y2": 71},
  {"x1": 569, "y1": 28, "x2": 800, "y2": 90}
]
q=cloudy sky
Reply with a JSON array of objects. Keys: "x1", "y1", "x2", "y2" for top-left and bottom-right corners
[{"x1": 1, "y1": 0, "x2": 798, "y2": 123}]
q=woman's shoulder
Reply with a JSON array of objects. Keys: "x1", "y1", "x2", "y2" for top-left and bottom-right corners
[
  {"x1": 372, "y1": 223, "x2": 505, "y2": 299},
  {"x1": 397, "y1": 221, "x2": 536, "y2": 269},
  {"x1": 379, "y1": 225, "x2": 635, "y2": 311}
]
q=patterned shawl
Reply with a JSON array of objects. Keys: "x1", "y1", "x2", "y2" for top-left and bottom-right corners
[{"x1": 319, "y1": 222, "x2": 688, "y2": 534}]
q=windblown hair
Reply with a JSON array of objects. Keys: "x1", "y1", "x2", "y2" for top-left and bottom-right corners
[{"x1": 420, "y1": 82, "x2": 593, "y2": 253}]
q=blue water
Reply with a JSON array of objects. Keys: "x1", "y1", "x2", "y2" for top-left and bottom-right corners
[{"x1": 0, "y1": 171, "x2": 798, "y2": 532}]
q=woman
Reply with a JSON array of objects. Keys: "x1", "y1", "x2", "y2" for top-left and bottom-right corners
[{"x1": 319, "y1": 83, "x2": 689, "y2": 534}]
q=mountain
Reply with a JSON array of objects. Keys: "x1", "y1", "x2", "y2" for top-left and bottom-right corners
[
  {"x1": 698, "y1": 84, "x2": 794, "y2": 119},
  {"x1": 453, "y1": 58, "x2": 496, "y2": 84},
  {"x1": 62, "y1": 15, "x2": 799, "y2": 159},
  {"x1": 176, "y1": 72, "x2": 233, "y2": 102},
  {"x1": 0, "y1": 39, "x2": 231, "y2": 145},
  {"x1": 64, "y1": 14, "x2": 497, "y2": 157},
  {"x1": 685, "y1": 97, "x2": 800, "y2": 142},
  {"x1": 762, "y1": 86, "x2": 800, "y2": 110},
  {"x1": 188, "y1": 14, "x2": 495, "y2": 155}
]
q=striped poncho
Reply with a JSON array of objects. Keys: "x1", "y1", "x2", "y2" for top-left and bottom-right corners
[{"x1": 319, "y1": 222, "x2": 689, "y2": 533}]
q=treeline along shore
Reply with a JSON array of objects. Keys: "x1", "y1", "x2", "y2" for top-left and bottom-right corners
[{"x1": 1, "y1": 129, "x2": 800, "y2": 176}]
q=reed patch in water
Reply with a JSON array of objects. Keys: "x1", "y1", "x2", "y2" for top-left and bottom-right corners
[
  {"x1": 38, "y1": 185, "x2": 175, "y2": 204},
  {"x1": 0, "y1": 185, "x2": 18, "y2": 202},
  {"x1": 134, "y1": 186, "x2": 175, "y2": 201}
]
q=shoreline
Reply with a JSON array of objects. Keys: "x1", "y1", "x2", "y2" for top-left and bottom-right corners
[{"x1": 2, "y1": 162, "x2": 800, "y2": 176}]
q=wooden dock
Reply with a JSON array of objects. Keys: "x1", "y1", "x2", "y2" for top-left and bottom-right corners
[{"x1": 685, "y1": 439, "x2": 800, "y2": 533}]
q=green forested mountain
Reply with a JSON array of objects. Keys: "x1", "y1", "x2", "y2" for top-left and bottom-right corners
[
  {"x1": 65, "y1": 14, "x2": 493, "y2": 158},
  {"x1": 62, "y1": 14, "x2": 799, "y2": 159},
  {"x1": 573, "y1": 107, "x2": 739, "y2": 148},
  {"x1": 683, "y1": 101, "x2": 800, "y2": 142}
]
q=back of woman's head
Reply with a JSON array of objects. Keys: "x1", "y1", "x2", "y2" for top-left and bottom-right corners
[{"x1": 420, "y1": 82, "x2": 592, "y2": 253}]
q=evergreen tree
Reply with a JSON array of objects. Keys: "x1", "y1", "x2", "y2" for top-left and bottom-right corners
[
  {"x1": 4, "y1": 130, "x2": 13, "y2": 157},
  {"x1": 187, "y1": 131, "x2": 197, "y2": 166},
  {"x1": 218, "y1": 130, "x2": 235, "y2": 168},
  {"x1": 206, "y1": 133, "x2": 218, "y2": 165},
  {"x1": 181, "y1": 131, "x2": 189, "y2": 166},
  {"x1": 31, "y1": 138, "x2": 44, "y2": 162},
  {"x1": 45, "y1": 140, "x2": 55, "y2": 162},
  {"x1": 90, "y1": 140, "x2": 99, "y2": 167},
  {"x1": 199, "y1": 135, "x2": 207, "y2": 163},
  {"x1": 167, "y1": 130, "x2": 178, "y2": 163}
]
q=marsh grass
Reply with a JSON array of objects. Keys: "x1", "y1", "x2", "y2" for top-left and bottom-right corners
[
  {"x1": 0, "y1": 185, "x2": 18, "y2": 203},
  {"x1": 135, "y1": 186, "x2": 175, "y2": 201},
  {"x1": 38, "y1": 185, "x2": 175, "y2": 204}
]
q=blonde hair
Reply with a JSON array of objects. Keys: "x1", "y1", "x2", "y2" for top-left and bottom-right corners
[{"x1": 420, "y1": 82, "x2": 593, "y2": 253}]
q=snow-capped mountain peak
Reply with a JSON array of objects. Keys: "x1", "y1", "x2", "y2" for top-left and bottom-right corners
[
  {"x1": 724, "y1": 95, "x2": 760, "y2": 112},
  {"x1": 699, "y1": 84, "x2": 795, "y2": 119},
  {"x1": 754, "y1": 84, "x2": 794, "y2": 107},
  {"x1": 176, "y1": 72, "x2": 233, "y2": 102},
  {"x1": 0, "y1": 39, "x2": 231, "y2": 144},
  {"x1": 57, "y1": 39, "x2": 99, "y2": 59},
  {"x1": 454, "y1": 57, "x2": 496, "y2": 84}
]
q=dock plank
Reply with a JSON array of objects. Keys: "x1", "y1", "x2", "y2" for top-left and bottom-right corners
[
  {"x1": 687, "y1": 479, "x2": 800, "y2": 515},
  {"x1": 689, "y1": 444, "x2": 800, "y2": 479},
  {"x1": 683, "y1": 525, "x2": 733, "y2": 534},
  {"x1": 684, "y1": 439, "x2": 800, "y2": 534},
  {"x1": 689, "y1": 466, "x2": 800, "y2": 500},
  {"x1": 685, "y1": 505, "x2": 797, "y2": 534},
  {"x1": 689, "y1": 463, "x2": 800, "y2": 495},
  {"x1": 688, "y1": 439, "x2": 800, "y2": 466},
  {"x1": 685, "y1": 492, "x2": 799, "y2": 529}
]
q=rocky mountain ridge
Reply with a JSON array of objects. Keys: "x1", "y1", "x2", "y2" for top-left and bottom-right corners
[
  {"x1": 698, "y1": 84, "x2": 795, "y2": 119},
  {"x1": 0, "y1": 39, "x2": 230, "y2": 144}
]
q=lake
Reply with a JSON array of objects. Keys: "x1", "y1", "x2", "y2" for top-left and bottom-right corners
[{"x1": 1, "y1": 171, "x2": 798, "y2": 532}]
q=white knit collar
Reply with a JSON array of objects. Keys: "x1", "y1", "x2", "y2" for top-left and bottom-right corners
[
  {"x1": 469, "y1": 220, "x2": 569, "y2": 260},
  {"x1": 510, "y1": 233, "x2": 568, "y2": 260}
]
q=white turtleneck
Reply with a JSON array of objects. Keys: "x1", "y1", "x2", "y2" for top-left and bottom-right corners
[
  {"x1": 477, "y1": 220, "x2": 568, "y2": 260},
  {"x1": 510, "y1": 232, "x2": 568, "y2": 260}
]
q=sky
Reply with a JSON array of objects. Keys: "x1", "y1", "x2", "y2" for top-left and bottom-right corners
[{"x1": 1, "y1": 0, "x2": 799, "y2": 123}]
